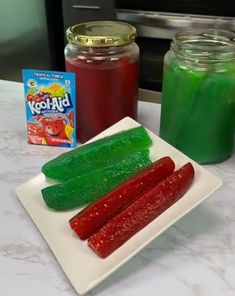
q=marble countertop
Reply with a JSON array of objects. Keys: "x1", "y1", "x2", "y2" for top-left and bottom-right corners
[{"x1": 0, "y1": 79, "x2": 235, "y2": 296}]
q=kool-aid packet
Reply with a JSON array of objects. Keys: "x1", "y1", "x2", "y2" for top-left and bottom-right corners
[{"x1": 22, "y1": 69, "x2": 76, "y2": 148}]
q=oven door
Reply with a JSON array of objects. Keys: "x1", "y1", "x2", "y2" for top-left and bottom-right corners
[{"x1": 117, "y1": 9, "x2": 235, "y2": 92}]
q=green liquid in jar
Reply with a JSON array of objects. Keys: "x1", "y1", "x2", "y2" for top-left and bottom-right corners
[{"x1": 160, "y1": 52, "x2": 235, "y2": 163}]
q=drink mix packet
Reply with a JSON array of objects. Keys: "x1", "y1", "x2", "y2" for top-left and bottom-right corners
[{"x1": 22, "y1": 69, "x2": 76, "y2": 148}]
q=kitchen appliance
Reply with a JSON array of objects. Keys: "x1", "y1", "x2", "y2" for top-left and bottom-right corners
[
  {"x1": 45, "y1": 0, "x2": 235, "y2": 95},
  {"x1": 116, "y1": 1, "x2": 235, "y2": 91}
]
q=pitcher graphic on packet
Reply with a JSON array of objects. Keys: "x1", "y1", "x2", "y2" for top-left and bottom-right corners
[{"x1": 22, "y1": 70, "x2": 76, "y2": 148}]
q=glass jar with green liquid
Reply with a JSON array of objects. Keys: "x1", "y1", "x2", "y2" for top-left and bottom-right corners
[{"x1": 160, "y1": 29, "x2": 235, "y2": 163}]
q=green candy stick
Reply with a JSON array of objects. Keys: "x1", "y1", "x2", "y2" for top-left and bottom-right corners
[
  {"x1": 42, "y1": 150, "x2": 152, "y2": 210},
  {"x1": 160, "y1": 59, "x2": 207, "y2": 145},
  {"x1": 42, "y1": 126, "x2": 152, "y2": 181},
  {"x1": 178, "y1": 67, "x2": 235, "y2": 162},
  {"x1": 160, "y1": 57, "x2": 235, "y2": 163}
]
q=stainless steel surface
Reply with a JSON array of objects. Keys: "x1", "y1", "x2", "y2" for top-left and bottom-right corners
[
  {"x1": 72, "y1": 5, "x2": 100, "y2": 10},
  {"x1": 117, "y1": 10, "x2": 235, "y2": 39}
]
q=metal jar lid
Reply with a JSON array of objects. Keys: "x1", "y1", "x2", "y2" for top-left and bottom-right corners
[{"x1": 66, "y1": 21, "x2": 137, "y2": 47}]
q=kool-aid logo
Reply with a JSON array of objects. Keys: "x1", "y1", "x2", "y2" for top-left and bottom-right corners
[{"x1": 27, "y1": 93, "x2": 72, "y2": 115}]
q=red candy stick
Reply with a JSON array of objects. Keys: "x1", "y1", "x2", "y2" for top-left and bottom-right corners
[
  {"x1": 69, "y1": 157, "x2": 175, "y2": 240},
  {"x1": 88, "y1": 162, "x2": 194, "y2": 258}
]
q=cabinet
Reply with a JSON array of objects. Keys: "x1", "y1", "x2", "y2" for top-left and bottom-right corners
[{"x1": 62, "y1": 0, "x2": 116, "y2": 34}]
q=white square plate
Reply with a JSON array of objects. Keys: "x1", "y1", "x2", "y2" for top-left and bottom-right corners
[{"x1": 15, "y1": 117, "x2": 222, "y2": 295}]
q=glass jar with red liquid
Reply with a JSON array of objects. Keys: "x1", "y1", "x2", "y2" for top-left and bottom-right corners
[{"x1": 65, "y1": 21, "x2": 139, "y2": 143}]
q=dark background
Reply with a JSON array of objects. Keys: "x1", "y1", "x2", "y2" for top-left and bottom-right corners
[{"x1": 1, "y1": 0, "x2": 234, "y2": 91}]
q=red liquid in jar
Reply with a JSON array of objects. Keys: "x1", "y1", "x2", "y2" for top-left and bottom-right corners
[{"x1": 66, "y1": 57, "x2": 139, "y2": 143}]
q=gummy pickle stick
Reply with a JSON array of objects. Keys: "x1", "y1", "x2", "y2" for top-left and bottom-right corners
[
  {"x1": 42, "y1": 149, "x2": 152, "y2": 210},
  {"x1": 41, "y1": 126, "x2": 152, "y2": 181},
  {"x1": 69, "y1": 157, "x2": 175, "y2": 240},
  {"x1": 88, "y1": 163, "x2": 194, "y2": 258}
]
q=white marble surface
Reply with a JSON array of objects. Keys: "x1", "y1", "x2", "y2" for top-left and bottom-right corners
[{"x1": 0, "y1": 79, "x2": 235, "y2": 296}]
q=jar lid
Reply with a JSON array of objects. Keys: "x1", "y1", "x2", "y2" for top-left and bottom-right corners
[{"x1": 66, "y1": 21, "x2": 137, "y2": 47}]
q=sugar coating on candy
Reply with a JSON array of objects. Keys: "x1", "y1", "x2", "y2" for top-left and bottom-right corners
[
  {"x1": 88, "y1": 163, "x2": 194, "y2": 258},
  {"x1": 41, "y1": 126, "x2": 152, "y2": 181},
  {"x1": 69, "y1": 157, "x2": 175, "y2": 240},
  {"x1": 42, "y1": 149, "x2": 152, "y2": 210}
]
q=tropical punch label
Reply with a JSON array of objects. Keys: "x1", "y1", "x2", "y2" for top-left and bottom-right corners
[{"x1": 22, "y1": 69, "x2": 76, "y2": 148}]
